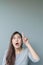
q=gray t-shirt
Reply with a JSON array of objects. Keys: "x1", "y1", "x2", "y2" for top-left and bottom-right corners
[{"x1": 2, "y1": 48, "x2": 40, "y2": 65}]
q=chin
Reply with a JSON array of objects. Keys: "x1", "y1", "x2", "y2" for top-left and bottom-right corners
[{"x1": 15, "y1": 46, "x2": 20, "y2": 49}]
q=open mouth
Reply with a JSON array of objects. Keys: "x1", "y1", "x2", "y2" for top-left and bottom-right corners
[{"x1": 15, "y1": 43, "x2": 19, "y2": 45}]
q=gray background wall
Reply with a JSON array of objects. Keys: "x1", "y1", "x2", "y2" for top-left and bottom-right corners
[{"x1": 0, "y1": 0, "x2": 43, "y2": 65}]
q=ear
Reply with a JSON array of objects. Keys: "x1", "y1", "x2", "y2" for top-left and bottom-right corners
[{"x1": 21, "y1": 40, "x2": 23, "y2": 48}]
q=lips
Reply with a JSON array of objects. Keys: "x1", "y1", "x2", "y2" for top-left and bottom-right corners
[{"x1": 15, "y1": 43, "x2": 19, "y2": 45}]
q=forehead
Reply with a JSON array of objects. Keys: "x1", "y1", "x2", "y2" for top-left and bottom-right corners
[{"x1": 13, "y1": 34, "x2": 21, "y2": 37}]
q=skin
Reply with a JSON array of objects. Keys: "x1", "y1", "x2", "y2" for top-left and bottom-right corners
[
  {"x1": 12, "y1": 34, "x2": 23, "y2": 54},
  {"x1": 12, "y1": 33, "x2": 40, "y2": 60}
]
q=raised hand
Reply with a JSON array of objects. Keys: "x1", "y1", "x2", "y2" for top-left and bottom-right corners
[
  {"x1": 22, "y1": 32, "x2": 29, "y2": 45},
  {"x1": 22, "y1": 32, "x2": 40, "y2": 61}
]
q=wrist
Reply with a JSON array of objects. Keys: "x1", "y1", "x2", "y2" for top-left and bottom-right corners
[{"x1": 25, "y1": 42, "x2": 30, "y2": 47}]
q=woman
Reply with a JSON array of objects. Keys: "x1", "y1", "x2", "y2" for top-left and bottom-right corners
[{"x1": 2, "y1": 31, "x2": 40, "y2": 65}]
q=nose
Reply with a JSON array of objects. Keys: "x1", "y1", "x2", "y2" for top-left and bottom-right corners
[{"x1": 16, "y1": 38, "x2": 18, "y2": 42}]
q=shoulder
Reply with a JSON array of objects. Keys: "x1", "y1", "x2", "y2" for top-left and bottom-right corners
[
  {"x1": 23, "y1": 48, "x2": 29, "y2": 51},
  {"x1": 2, "y1": 49, "x2": 8, "y2": 65},
  {"x1": 22, "y1": 48, "x2": 29, "y2": 54}
]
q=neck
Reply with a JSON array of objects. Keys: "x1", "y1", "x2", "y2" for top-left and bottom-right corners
[{"x1": 15, "y1": 47, "x2": 22, "y2": 54}]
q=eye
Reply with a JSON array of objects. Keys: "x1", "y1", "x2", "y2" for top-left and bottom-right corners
[{"x1": 18, "y1": 36, "x2": 21, "y2": 39}]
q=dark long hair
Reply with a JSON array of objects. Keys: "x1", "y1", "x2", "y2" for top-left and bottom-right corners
[{"x1": 6, "y1": 31, "x2": 22, "y2": 65}]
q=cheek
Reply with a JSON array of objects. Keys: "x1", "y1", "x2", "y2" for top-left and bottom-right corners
[
  {"x1": 19, "y1": 39, "x2": 22, "y2": 44},
  {"x1": 19, "y1": 39, "x2": 21, "y2": 42},
  {"x1": 12, "y1": 39, "x2": 15, "y2": 45}
]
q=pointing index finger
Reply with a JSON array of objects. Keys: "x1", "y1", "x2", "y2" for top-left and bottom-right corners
[{"x1": 22, "y1": 32, "x2": 25, "y2": 38}]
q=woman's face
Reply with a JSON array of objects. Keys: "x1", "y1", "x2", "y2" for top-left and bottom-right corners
[{"x1": 12, "y1": 34, "x2": 22, "y2": 49}]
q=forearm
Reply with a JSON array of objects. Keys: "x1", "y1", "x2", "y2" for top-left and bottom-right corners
[{"x1": 26, "y1": 43, "x2": 40, "y2": 60}]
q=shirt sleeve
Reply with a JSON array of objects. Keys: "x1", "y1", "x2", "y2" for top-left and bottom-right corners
[
  {"x1": 2, "y1": 50, "x2": 8, "y2": 65},
  {"x1": 26, "y1": 48, "x2": 40, "y2": 63}
]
